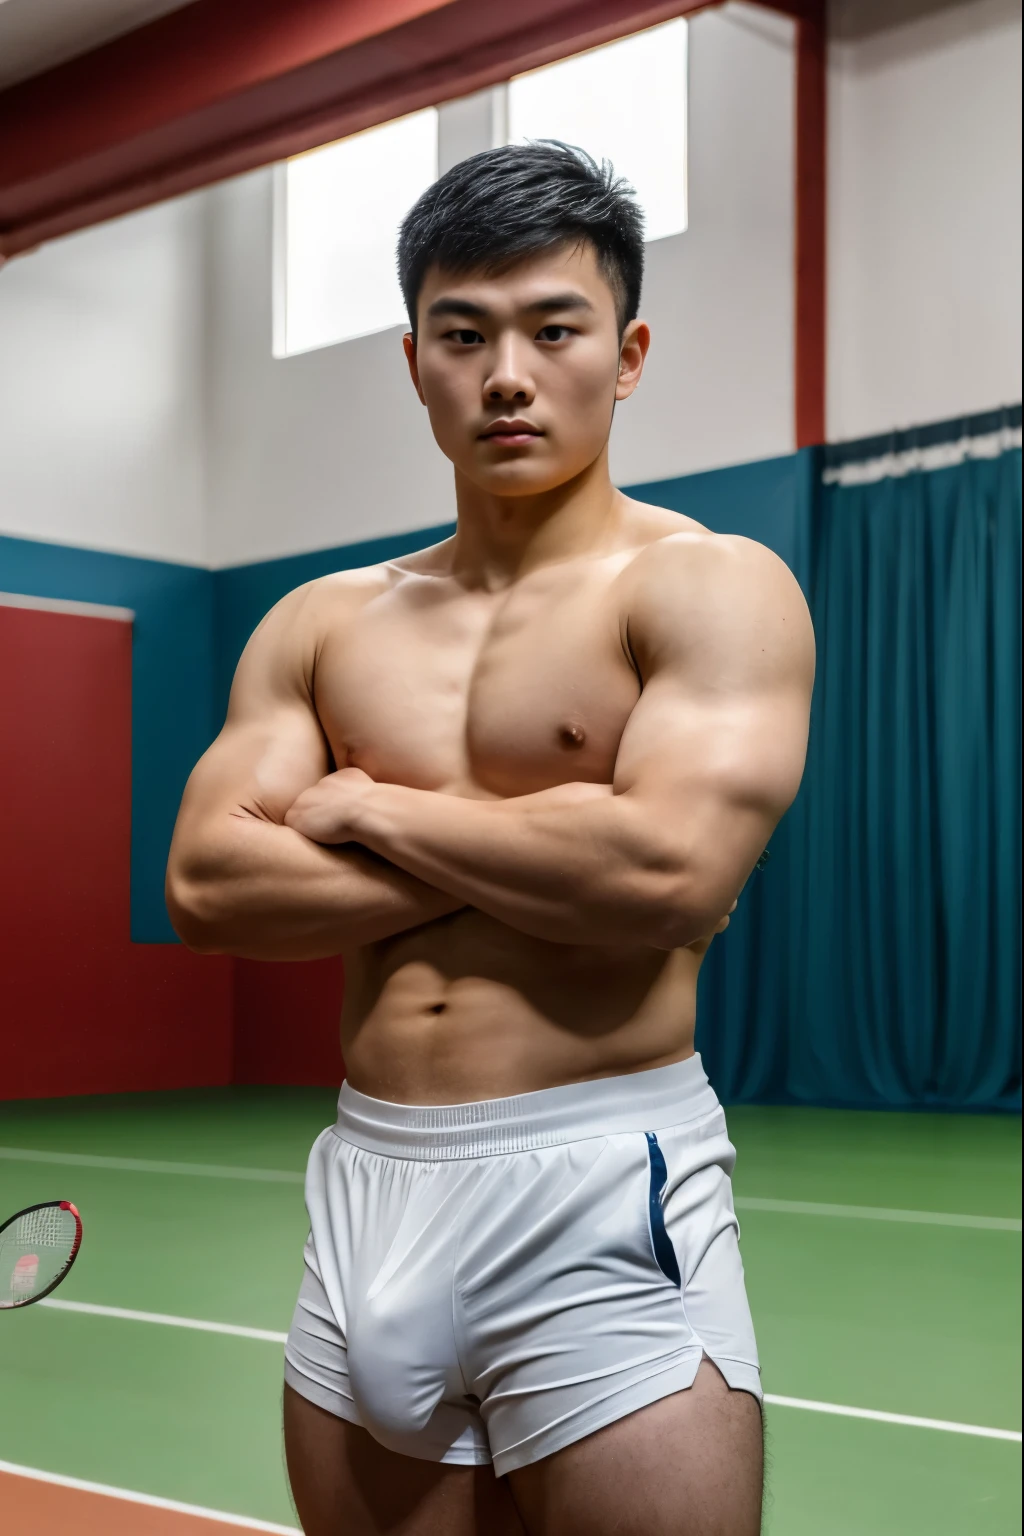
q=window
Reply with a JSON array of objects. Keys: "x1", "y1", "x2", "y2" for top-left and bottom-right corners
[
  {"x1": 276, "y1": 108, "x2": 437, "y2": 357},
  {"x1": 275, "y1": 21, "x2": 687, "y2": 357},
  {"x1": 506, "y1": 20, "x2": 688, "y2": 244}
]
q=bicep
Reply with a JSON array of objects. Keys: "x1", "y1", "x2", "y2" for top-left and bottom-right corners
[
  {"x1": 174, "y1": 592, "x2": 330, "y2": 838},
  {"x1": 614, "y1": 536, "x2": 813, "y2": 911},
  {"x1": 614, "y1": 675, "x2": 808, "y2": 846},
  {"x1": 177, "y1": 705, "x2": 329, "y2": 832}
]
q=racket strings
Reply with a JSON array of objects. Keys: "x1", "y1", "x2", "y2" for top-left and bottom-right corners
[
  {"x1": 12, "y1": 1205, "x2": 70, "y2": 1248},
  {"x1": 0, "y1": 1204, "x2": 81, "y2": 1308}
]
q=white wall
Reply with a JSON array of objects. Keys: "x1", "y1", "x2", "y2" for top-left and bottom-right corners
[
  {"x1": 0, "y1": 192, "x2": 208, "y2": 564},
  {"x1": 610, "y1": 1, "x2": 794, "y2": 487},
  {"x1": 828, "y1": 0, "x2": 1022, "y2": 440},
  {"x1": 205, "y1": 2, "x2": 796, "y2": 568}
]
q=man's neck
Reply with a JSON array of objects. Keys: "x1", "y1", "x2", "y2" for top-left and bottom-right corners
[{"x1": 449, "y1": 450, "x2": 626, "y2": 590}]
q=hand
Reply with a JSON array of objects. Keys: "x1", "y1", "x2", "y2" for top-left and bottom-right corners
[{"x1": 284, "y1": 767, "x2": 377, "y2": 845}]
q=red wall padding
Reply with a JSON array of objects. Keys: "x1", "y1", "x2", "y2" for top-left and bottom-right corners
[
  {"x1": 233, "y1": 958, "x2": 344, "y2": 1086},
  {"x1": 0, "y1": 604, "x2": 233, "y2": 1099}
]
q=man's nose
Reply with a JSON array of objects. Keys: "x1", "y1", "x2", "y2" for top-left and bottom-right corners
[{"x1": 483, "y1": 335, "x2": 535, "y2": 405}]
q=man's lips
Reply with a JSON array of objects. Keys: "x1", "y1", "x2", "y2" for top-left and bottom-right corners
[{"x1": 479, "y1": 420, "x2": 544, "y2": 445}]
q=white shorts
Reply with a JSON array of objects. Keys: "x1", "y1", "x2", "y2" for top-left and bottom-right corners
[{"x1": 284, "y1": 1054, "x2": 761, "y2": 1477}]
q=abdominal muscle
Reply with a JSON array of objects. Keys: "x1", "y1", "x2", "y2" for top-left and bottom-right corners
[{"x1": 339, "y1": 906, "x2": 703, "y2": 1106}]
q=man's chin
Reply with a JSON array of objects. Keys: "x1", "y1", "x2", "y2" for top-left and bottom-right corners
[{"x1": 456, "y1": 458, "x2": 585, "y2": 499}]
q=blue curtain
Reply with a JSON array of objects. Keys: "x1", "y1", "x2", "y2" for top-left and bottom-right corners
[{"x1": 697, "y1": 407, "x2": 1022, "y2": 1110}]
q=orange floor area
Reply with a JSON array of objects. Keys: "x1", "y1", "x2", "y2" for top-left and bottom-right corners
[{"x1": 0, "y1": 1471, "x2": 293, "y2": 1535}]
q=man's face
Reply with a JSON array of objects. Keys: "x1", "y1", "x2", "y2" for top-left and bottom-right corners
[{"x1": 404, "y1": 241, "x2": 648, "y2": 497}]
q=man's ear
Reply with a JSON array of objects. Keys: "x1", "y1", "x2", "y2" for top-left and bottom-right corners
[
  {"x1": 403, "y1": 333, "x2": 426, "y2": 405},
  {"x1": 615, "y1": 319, "x2": 650, "y2": 402}
]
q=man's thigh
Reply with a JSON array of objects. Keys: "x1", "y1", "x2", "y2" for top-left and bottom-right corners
[
  {"x1": 283, "y1": 1384, "x2": 525, "y2": 1536},
  {"x1": 505, "y1": 1359, "x2": 763, "y2": 1536}
]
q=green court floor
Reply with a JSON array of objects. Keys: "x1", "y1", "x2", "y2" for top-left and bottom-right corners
[{"x1": 1, "y1": 1089, "x2": 1020, "y2": 1533}]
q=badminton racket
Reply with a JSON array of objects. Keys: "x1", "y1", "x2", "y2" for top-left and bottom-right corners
[{"x1": 0, "y1": 1201, "x2": 82, "y2": 1309}]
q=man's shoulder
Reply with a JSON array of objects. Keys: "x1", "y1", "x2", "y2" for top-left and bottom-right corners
[
  {"x1": 620, "y1": 509, "x2": 813, "y2": 671},
  {"x1": 623, "y1": 506, "x2": 799, "y2": 601},
  {"x1": 276, "y1": 535, "x2": 456, "y2": 620},
  {"x1": 282, "y1": 562, "x2": 394, "y2": 610}
]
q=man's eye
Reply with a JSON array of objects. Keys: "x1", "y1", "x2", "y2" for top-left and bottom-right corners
[
  {"x1": 537, "y1": 325, "x2": 572, "y2": 342},
  {"x1": 446, "y1": 329, "x2": 484, "y2": 345}
]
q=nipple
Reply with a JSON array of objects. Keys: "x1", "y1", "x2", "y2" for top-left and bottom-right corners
[{"x1": 558, "y1": 723, "x2": 587, "y2": 750}]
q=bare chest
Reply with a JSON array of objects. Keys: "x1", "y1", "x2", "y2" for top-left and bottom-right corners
[{"x1": 314, "y1": 567, "x2": 641, "y2": 797}]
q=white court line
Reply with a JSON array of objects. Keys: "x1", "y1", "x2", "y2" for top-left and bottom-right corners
[
  {"x1": 0, "y1": 1146, "x2": 304, "y2": 1183},
  {"x1": 734, "y1": 1196, "x2": 1022, "y2": 1233},
  {"x1": 37, "y1": 1299, "x2": 1022, "y2": 1444},
  {"x1": 0, "y1": 1458, "x2": 298, "y2": 1533},
  {"x1": 3, "y1": 1146, "x2": 1020, "y2": 1231},
  {"x1": 40, "y1": 1298, "x2": 288, "y2": 1343},
  {"x1": 763, "y1": 1395, "x2": 1022, "y2": 1443}
]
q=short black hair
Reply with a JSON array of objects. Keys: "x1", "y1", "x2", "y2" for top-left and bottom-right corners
[{"x1": 397, "y1": 141, "x2": 645, "y2": 336}]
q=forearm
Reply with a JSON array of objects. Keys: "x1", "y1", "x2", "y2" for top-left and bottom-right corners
[
  {"x1": 166, "y1": 814, "x2": 464, "y2": 959},
  {"x1": 351, "y1": 781, "x2": 703, "y2": 947}
]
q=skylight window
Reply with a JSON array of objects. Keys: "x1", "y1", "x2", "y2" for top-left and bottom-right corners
[
  {"x1": 507, "y1": 20, "x2": 688, "y2": 244},
  {"x1": 277, "y1": 108, "x2": 438, "y2": 357},
  {"x1": 275, "y1": 21, "x2": 687, "y2": 358}
]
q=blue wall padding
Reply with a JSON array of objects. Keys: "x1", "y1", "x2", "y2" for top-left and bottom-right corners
[
  {"x1": 0, "y1": 535, "x2": 216, "y2": 943},
  {"x1": 2, "y1": 451, "x2": 805, "y2": 944}
]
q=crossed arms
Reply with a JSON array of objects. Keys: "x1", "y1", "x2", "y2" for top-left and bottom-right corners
[{"x1": 166, "y1": 535, "x2": 814, "y2": 960}]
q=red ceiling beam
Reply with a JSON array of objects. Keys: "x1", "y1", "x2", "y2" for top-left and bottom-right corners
[{"x1": 0, "y1": 0, "x2": 713, "y2": 259}]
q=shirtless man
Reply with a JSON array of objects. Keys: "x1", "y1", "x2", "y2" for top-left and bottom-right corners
[{"x1": 167, "y1": 143, "x2": 814, "y2": 1536}]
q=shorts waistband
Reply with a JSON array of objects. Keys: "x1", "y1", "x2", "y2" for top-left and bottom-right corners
[{"x1": 333, "y1": 1054, "x2": 720, "y2": 1160}]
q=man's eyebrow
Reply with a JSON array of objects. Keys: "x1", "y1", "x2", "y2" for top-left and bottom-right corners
[
  {"x1": 425, "y1": 297, "x2": 489, "y2": 320},
  {"x1": 425, "y1": 293, "x2": 596, "y2": 321},
  {"x1": 524, "y1": 293, "x2": 594, "y2": 314}
]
